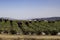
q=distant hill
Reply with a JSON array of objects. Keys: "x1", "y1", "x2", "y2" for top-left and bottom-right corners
[
  {"x1": 30, "y1": 17, "x2": 60, "y2": 21},
  {"x1": 0, "y1": 17, "x2": 60, "y2": 21}
]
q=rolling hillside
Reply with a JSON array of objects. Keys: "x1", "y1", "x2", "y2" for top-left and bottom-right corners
[{"x1": 0, "y1": 17, "x2": 60, "y2": 35}]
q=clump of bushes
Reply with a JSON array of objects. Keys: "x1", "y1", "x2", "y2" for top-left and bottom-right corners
[{"x1": 0, "y1": 18, "x2": 60, "y2": 35}]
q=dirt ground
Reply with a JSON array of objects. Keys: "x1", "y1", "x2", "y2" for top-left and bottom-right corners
[{"x1": 0, "y1": 34, "x2": 60, "y2": 40}]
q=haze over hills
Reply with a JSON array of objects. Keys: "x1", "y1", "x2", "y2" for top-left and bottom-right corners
[
  {"x1": 0, "y1": 17, "x2": 60, "y2": 21},
  {"x1": 31, "y1": 17, "x2": 60, "y2": 21}
]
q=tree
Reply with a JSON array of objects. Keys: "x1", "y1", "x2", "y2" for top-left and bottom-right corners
[{"x1": 11, "y1": 21, "x2": 22, "y2": 34}]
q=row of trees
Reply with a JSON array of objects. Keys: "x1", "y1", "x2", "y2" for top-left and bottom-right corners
[{"x1": 0, "y1": 19, "x2": 60, "y2": 35}]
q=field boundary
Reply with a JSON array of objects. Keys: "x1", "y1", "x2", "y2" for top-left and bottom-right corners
[{"x1": 0, "y1": 34, "x2": 60, "y2": 39}]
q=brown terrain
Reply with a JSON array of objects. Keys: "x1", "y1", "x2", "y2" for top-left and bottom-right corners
[{"x1": 0, "y1": 34, "x2": 60, "y2": 40}]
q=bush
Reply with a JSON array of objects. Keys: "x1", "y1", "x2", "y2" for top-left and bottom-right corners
[
  {"x1": 50, "y1": 30, "x2": 58, "y2": 35},
  {"x1": 0, "y1": 30, "x2": 2, "y2": 34},
  {"x1": 10, "y1": 30, "x2": 17, "y2": 34},
  {"x1": 3, "y1": 30, "x2": 8, "y2": 34}
]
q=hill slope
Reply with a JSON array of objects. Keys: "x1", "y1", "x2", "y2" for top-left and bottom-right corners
[{"x1": 0, "y1": 17, "x2": 60, "y2": 35}]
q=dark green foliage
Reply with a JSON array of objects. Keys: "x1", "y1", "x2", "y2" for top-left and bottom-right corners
[
  {"x1": 10, "y1": 29, "x2": 17, "y2": 34},
  {"x1": 10, "y1": 20, "x2": 13, "y2": 26},
  {"x1": 0, "y1": 30, "x2": 2, "y2": 34},
  {"x1": 0, "y1": 18, "x2": 2, "y2": 22},
  {"x1": 3, "y1": 30, "x2": 8, "y2": 34},
  {"x1": 50, "y1": 30, "x2": 58, "y2": 35}
]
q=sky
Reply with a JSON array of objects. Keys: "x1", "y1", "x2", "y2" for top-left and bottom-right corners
[{"x1": 0, "y1": 0, "x2": 60, "y2": 19}]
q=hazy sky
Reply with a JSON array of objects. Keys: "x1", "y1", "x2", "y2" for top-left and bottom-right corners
[{"x1": 0, "y1": 0, "x2": 60, "y2": 19}]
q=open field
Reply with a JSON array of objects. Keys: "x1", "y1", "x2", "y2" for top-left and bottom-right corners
[{"x1": 0, "y1": 34, "x2": 60, "y2": 40}]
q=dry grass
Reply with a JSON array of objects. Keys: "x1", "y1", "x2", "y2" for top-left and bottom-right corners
[{"x1": 0, "y1": 34, "x2": 60, "y2": 40}]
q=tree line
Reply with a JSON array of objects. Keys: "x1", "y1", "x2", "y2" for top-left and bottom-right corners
[{"x1": 0, "y1": 18, "x2": 60, "y2": 35}]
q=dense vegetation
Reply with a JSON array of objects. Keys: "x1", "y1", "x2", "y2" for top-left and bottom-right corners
[{"x1": 0, "y1": 18, "x2": 60, "y2": 35}]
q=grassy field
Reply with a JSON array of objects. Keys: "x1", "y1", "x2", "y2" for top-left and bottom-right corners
[{"x1": 0, "y1": 34, "x2": 60, "y2": 40}]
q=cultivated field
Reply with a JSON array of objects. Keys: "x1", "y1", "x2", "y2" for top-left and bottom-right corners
[{"x1": 0, "y1": 34, "x2": 60, "y2": 40}]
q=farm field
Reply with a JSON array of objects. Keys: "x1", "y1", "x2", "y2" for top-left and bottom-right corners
[
  {"x1": 0, "y1": 17, "x2": 60, "y2": 40},
  {"x1": 0, "y1": 34, "x2": 60, "y2": 40}
]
